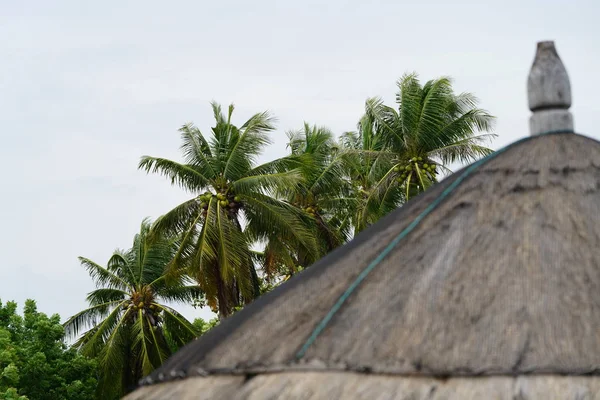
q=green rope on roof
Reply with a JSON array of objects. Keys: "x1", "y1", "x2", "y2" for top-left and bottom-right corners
[{"x1": 295, "y1": 130, "x2": 574, "y2": 360}]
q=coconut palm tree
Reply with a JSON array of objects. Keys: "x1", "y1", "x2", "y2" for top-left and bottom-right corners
[
  {"x1": 365, "y1": 73, "x2": 496, "y2": 200},
  {"x1": 138, "y1": 102, "x2": 316, "y2": 319},
  {"x1": 256, "y1": 124, "x2": 354, "y2": 281},
  {"x1": 64, "y1": 219, "x2": 200, "y2": 399},
  {"x1": 282, "y1": 123, "x2": 354, "y2": 265},
  {"x1": 340, "y1": 113, "x2": 402, "y2": 235}
]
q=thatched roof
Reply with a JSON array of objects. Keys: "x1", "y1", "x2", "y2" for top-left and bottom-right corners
[{"x1": 124, "y1": 42, "x2": 600, "y2": 399}]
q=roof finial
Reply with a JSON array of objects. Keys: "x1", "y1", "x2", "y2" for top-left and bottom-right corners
[{"x1": 528, "y1": 41, "x2": 574, "y2": 135}]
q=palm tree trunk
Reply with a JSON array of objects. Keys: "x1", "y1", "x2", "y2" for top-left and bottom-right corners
[
  {"x1": 250, "y1": 264, "x2": 261, "y2": 299},
  {"x1": 297, "y1": 250, "x2": 307, "y2": 269},
  {"x1": 122, "y1": 338, "x2": 137, "y2": 397}
]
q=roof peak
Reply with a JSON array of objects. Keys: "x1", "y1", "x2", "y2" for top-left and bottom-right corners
[{"x1": 528, "y1": 41, "x2": 574, "y2": 135}]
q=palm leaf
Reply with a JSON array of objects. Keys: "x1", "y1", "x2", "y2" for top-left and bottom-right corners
[
  {"x1": 397, "y1": 72, "x2": 423, "y2": 143},
  {"x1": 95, "y1": 311, "x2": 131, "y2": 378},
  {"x1": 178, "y1": 123, "x2": 217, "y2": 179},
  {"x1": 153, "y1": 282, "x2": 203, "y2": 305},
  {"x1": 78, "y1": 257, "x2": 129, "y2": 291},
  {"x1": 243, "y1": 193, "x2": 317, "y2": 254},
  {"x1": 79, "y1": 302, "x2": 128, "y2": 357},
  {"x1": 131, "y1": 309, "x2": 155, "y2": 376},
  {"x1": 158, "y1": 304, "x2": 199, "y2": 347},
  {"x1": 215, "y1": 203, "x2": 249, "y2": 286},
  {"x1": 138, "y1": 156, "x2": 210, "y2": 193},
  {"x1": 86, "y1": 288, "x2": 128, "y2": 306},
  {"x1": 223, "y1": 110, "x2": 276, "y2": 180},
  {"x1": 106, "y1": 251, "x2": 137, "y2": 286},
  {"x1": 232, "y1": 170, "x2": 304, "y2": 197},
  {"x1": 63, "y1": 300, "x2": 125, "y2": 339}
]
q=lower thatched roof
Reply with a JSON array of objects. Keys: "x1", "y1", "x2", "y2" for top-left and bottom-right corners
[
  {"x1": 125, "y1": 132, "x2": 600, "y2": 399},
  {"x1": 126, "y1": 372, "x2": 600, "y2": 400}
]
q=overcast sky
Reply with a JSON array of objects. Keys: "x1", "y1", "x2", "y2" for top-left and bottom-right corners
[{"x1": 1, "y1": 0, "x2": 598, "y2": 323}]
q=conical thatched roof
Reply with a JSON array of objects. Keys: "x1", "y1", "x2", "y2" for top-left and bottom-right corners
[{"x1": 125, "y1": 42, "x2": 600, "y2": 399}]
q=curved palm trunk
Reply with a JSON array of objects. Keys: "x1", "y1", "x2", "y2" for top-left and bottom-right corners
[
  {"x1": 297, "y1": 248, "x2": 309, "y2": 270},
  {"x1": 318, "y1": 221, "x2": 340, "y2": 253},
  {"x1": 250, "y1": 264, "x2": 261, "y2": 299},
  {"x1": 121, "y1": 336, "x2": 138, "y2": 398}
]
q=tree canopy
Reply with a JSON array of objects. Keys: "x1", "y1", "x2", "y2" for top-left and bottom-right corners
[{"x1": 0, "y1": 300, "x2": 97, "y2": 400}]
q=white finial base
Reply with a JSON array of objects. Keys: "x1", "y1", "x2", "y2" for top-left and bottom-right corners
[{"x1": 530, "y1": 110, "x2": 574, "y2": 135}]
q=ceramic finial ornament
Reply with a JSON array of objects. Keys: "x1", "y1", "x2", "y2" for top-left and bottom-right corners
[{"x1": 528, "y1": 41, "x2": 574, "y2": 135}]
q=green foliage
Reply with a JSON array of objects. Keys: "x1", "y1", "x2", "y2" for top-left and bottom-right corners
[
  {"x1": 192, "y1": 317, "x2": 219, "y2": 335},
  {"x1": 340, "y1": 113, "x2": 401, "y2": 235},
  {"x1": 255, "y1": 124, "x2": 353, "y2": 277},
  {"x1": 0, "y1": 388, "x2": 27, "y2": 400},
  {"x1": 64, "y1": 219, "x2": 200, "y2": 399},
  {"x1": 60, "y1": 74, "x2": 497, "y2": 397},
  {"x1": 0, "y1": 300, "x2": 97, "y2": 400},
  {"x1": 341, "y1": 73, "x2": 496, "y2": 235},
  {"x1": 139, "y1": 102, "x2": 317, "y2": 319}
]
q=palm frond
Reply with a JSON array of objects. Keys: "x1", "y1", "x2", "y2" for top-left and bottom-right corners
[
  {"x1": 78, "y1": 257, "x2": 130, "y2": 290},
  {"x1": 396, "y1": 72, "x2": 423, "y2": 142},
  {"x1": 152, "y1": 198, "x2": 201, "y2": 240},
  {"x1": 307, "y1": 152, "x2": 350, "y2": 196},
  {"x1": 243, "y1": 193, "x2": 318, "y2": 256},
  {"x1": 106, "y1": 251, "x2": 137, "y2": 285},
  {"x1": 223, "y1": 110, "x2": 276, "y2": 181},
  {"x1": 428, "y1": 134, "x2": 496, "y2": 165},
  {"x1": 145, "y1": 317, "x2": 170, "y2": 371},
  {"x1": 248, "y1": 154, "x2": 311, "y2": 177},
  {"x1": 86, "y1": 288, "x2": 128, "y2": 306},
  {"x1": 135, "y1": 223, "x2": 177, "y2": 285},
  {"x1": 215, "y1": 203, "x2": 250, "y2": 287},
  {"x1": 439, "y1": 108, "x2": 496, "y2": 142},
  {"x1": 63, "y1": 300, "x2": 125, "y2": 340},
  {"x1": 185, "y1": 201, "x2": 218, "y2": 283},
  {"x1": 259, "y1": 236, "x2": 297, "y2": 279},
  {"x1": 364, "y1": 97, "x2": 399, "y2": 142},
  {"x1": 169, "y1": 201, "x2": 207, "y2": 272},
  {"x1": 95, "y1": 311, "x2": 131, "y2": 376},
  {"x1": 154, "y1": 284, "x2": 203, "y2": 305},
  {"x1": 79, "y1": 303, "x2": 128, "y2": 357},
  {"x1": 414, "y1": 77, "x2": 455, "y2": 151},
  {"x1": 138, "y1": 156, "x2": 210, "y2": 193},
  {"x1": 178, "y1": 123, "x2": 217, "y2": 179},
  {"x1": 158, "y1": 304, "x2": 199, "y2": 344},
  {"x1": 232, "y1": 170, "x2": 304, "y2": 197},
  {"x1": 131, "y1": 309, "x2": 156, "y2": 376}
]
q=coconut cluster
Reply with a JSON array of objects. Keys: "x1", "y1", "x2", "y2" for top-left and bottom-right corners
[
  {"x1": 123, "y1": 302, "x2": 159, "y2": 313},
  {"x1": 197, "y1": 191, "x2": 242, "y2": 216},
  {"x1": 393, "y1": 157, "x2": 437, "y2": 183},
  {"x1": 303, "y1": 205, "x2": 320, "y2": 218},
  {"x1": 122, "y1": 289, "x2": 162, "y2": 325}
]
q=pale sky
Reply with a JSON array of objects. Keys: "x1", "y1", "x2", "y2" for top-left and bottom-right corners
[{"x1": 1, "y1": 0, "x2": 598, "y2": 323}]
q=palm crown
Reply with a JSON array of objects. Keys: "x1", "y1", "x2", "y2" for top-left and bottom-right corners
[
  {"x1": 363, "y1": 73, "x2": 496, "y2": 202},
  {"x1": 340, "y1": 113, "x2": 401, "y2": 235},
  {"x1": 138, "y1": 102, "x2": 316, "y2": 318},
  {"x1": 259, "y1": 124, "x2": 354, "y2": 277},
  {"x1": 63, "y1": 219, "x2": 199, "y2": 399}
]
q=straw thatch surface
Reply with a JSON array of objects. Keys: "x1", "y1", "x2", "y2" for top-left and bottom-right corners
[
  {"x1": 126, "y1": 132, "x2": 600, "y2": 399},
  {"x1": 126, "y1": 372, "x2": 600, "y2": 400}
]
